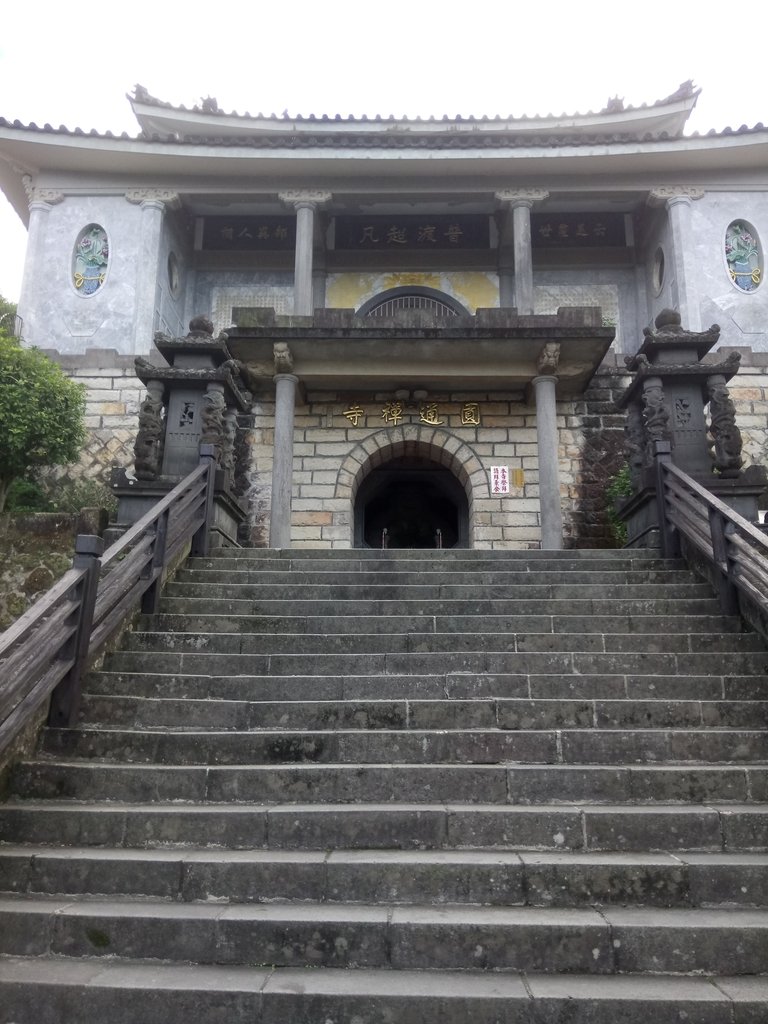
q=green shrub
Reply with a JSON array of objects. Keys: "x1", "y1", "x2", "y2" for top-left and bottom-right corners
[{"x1": 605, "y1": 464, "x2": 633, "y2": 546}]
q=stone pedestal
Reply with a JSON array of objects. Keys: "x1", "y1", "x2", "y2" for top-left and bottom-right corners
[
  {"x1": 617, "y1": 309, "x2": 767, "y2": 547},
  {"x1": 109, "y1": 316, "x2": 251, "y2": 546}
]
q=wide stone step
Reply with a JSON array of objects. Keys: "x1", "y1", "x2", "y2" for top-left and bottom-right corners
[
  {"x1": 176, "y1": 568, "x2": 697, "y2": 587},
  {"x1": 76, "y1": 694, "x2": 768, "y2": 732},
  {"x1": 158, "y1": 595, "x2": 726, "y2": 617},
  {"x1": 3, "y1": 845, "x2": 768, "y2": 908},
  {"x1": 165, "y1": 581, "x2": 716, "y2": 602},
  {"x1": 194, "y1": 547, "x2": 679, "y2": 565},
  {"x1": 12, "y1": 760, "x2": 768, "y2": 806},
  {"x1": 2, "y1": 800, "x2": 765, "y2": 851},
  {"x1": 0, "y1": 958, "x2": 763, "y2": 1024},
  {"x1": 1, "y1": 895, "x2": 767, "y2": 974},
  {"x1": 83, "y1": 670, "x2": 768, "y2": 703},
  {"x1": 104, "y1": 648, "x2": 768, "y2": 678},
  {"x1": 123, "y1": 629, "x2": 764, "y2": 657},
  {"x1": 39, "y1": 725, "x2": 768, "y2": 766}
]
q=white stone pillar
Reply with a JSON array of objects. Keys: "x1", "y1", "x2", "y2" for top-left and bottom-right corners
[
  {"x1": 532, "y1": 343, "x2": 563, "y2": 550},
  {"x1": 17, "y1": 188, "x2": 64, "y2": 339},
  {"x1": 269, "y1": 372, "x2": 298, "y2": 548},
  {"x1": 279, "y1": 191, "x2": 331, "y2": 316},
  {"x1": 126, "y1": 189, "x2": 180, "y2": 352},
  {"x1": 495, "y1": 190, "x2": 549, "y2": 313},
  {"x1": 649, "y1": 187, "x2": 705, "y2": 331}
]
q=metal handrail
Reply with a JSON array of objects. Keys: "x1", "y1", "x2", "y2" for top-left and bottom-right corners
[
  {"x1": 654, "y1": 440, "x2": 768, "y2": 617},
  {"x1": 0, "y1": 445, "x2": 218, "y2": 755}
]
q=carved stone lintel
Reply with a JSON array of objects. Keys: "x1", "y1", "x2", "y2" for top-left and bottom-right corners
[
  {"x1": 707, "y1": 374, "x2": 744, "y2": 477},
  {"x1": 125, "y1": 189, "x2": 181, "y2": 209},
  {"x1": 647, "y1": 186, "x2": 705, "y2": 207},
  {"x1": 494, "y1": 188, "x2": 549, "y2": 206},
  {"x1": 278, "y1": 190, "x2": 332, "y2": 209},
  {"x1": 133, "y1": 379, "x2": 165, "y2": 480},
  {"x1": 537, "y1": 342, "x2": 560, "y2": 376},
  {"x1": 273, "y1": 342, "x2": 294, "y2": 374}
]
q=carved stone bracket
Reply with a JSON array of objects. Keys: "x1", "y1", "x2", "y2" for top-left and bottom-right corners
[
  {"x1": 536, "y1": 342, "x2": 560, "y2": 376},
  {"x1": 495, "y1": 188, "x2": 549, "y2": 207},
  {"x1": 647, "y1": 186, "x2": 705, "y2": 207},
  {"x1": 22, "y1": 176, "x2": 65, "y2": 206},
  {"x1": 125, "y1": 189, "x2": 181, "y2": 209},
  {"x1": 707, "y1": 374, "x2": 744, "y2": 477},
  {"x1": 278, "y1": 190, "x2": 332, "y2": 209},
  {"x1": 273, "y1": 342, "x2": 294, "y2": 374}
]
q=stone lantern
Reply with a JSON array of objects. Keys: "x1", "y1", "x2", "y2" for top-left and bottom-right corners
[
  {"x1": 108, "y1": 316, "x2": 251, "y2": 546},
  {"x1": 617, "y1": 310, "x2": 767, "y2": 547}
]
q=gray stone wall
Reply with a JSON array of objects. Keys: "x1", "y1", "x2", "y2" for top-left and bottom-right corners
[{"x1": 18, "y1": 197, "x2": 149, "y2": 355}]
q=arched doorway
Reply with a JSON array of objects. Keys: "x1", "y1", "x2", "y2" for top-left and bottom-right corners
[{"x1": 354, "y1": 454, "x2": 469, "y2": 549}]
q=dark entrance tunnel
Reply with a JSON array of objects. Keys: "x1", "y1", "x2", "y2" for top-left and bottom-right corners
[{"x1": 354, "y1": 456, "x2": 469, "y2": 548}]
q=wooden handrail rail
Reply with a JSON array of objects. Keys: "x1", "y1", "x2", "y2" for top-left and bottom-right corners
[
  {"x1": 655, "y1": 441, "x2": 768, "y2": 617},
  {"x1": 0, "y1": 445, "x2": 218, "y2": 757}
]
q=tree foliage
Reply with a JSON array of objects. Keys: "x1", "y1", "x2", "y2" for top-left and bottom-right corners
[
  {"x1": 0, "y1": 294, "x2": 17, "y2": 336},
  {"x1": 0, "y1": 334, "x2": 87, "y2": 513}
]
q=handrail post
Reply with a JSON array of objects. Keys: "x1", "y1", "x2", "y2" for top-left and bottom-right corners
[
  {"x1": 48, "y1": 534, "x2": 104, "y2": 728},
  {"x1": 140, "y1": 506, "x2": 170, "y2": 615},
  {"x1": 653, "y1": 440, "x2": 679, "y2": 558},
  {"x1": 708, "y1": 507, "x2": 740, "y2": 615},
  {"x1": 191, "y1": 443, "x2": 217, "y2": 557}
]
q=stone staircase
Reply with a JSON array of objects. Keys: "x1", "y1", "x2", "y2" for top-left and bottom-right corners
[{"x1": 1, "y1": 547, "x2": 768, "y2": 1022}]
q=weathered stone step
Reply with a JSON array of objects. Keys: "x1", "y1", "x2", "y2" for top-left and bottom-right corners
[
  {"x1": 124, "y1": 629, "x2": 764, "y2": 657},
  {"x1": 2, "y1": 958, "x2": 763, "y2": 1024},
  {"x1": 2, "y1": 800, "x2": 765, "y2": 851},
  {"x1": 12, "y1": 760, "x2": 768, "y2": 806},
  {"x1": 2, "y1": 845, "x2": 768, "y2": 908},
  {"x1": 158, "y1": 596, "x2": 725, "y2": 618},
  {"x1": 139, "y1": 612, "x2": 746, "y2": 637},
  {"x1": 84, "y1": 670, "x2": 766, "y2": 703},
  {"x1": 176, "y1": 568, "x2": 697, "y2": 587},
  {"x1": 105, "y1": 648, "x2": 768, "y2": 678},
  {"x1": 198, "y1": 546, "x2": 676, "y2": 563},
  {"x1": 76, "y1": 694, "x2": 768, "y2": 732},
  {"x1": 165, "y1": 581, "x2": 716, "y2": 602},
  {"x1": 1, "y1": 895, "x2": 766, "y2": 974},
  {"x1": 38, "y1": 724, "x2": 768, "y2": 766}
]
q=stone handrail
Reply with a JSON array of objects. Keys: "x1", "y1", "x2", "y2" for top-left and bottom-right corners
[{"x1": 0, "y1": 446, "x2": 217, "y2": 758}]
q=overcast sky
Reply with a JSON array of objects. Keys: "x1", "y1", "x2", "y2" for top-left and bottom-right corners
[{"x1": 1, "y1": 0, "x2": 765, "y2": 303}]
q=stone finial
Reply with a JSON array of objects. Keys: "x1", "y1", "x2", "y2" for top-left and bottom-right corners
[
  {"x1": 536, "y1": 342, "x2": 560, "y2": 376},
  {"x1": 642, "y1": 310, "x2": 720, "y2": 347},
  {"x1": 188, "y1": 316, "x2": 215, "y2": 337},
  {"x1": 273, "y1": 342, "x2": 294, "y2": 374}
]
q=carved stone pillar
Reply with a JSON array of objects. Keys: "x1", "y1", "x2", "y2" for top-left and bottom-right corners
[
  {"x1": 707, "y1": 374, "x2": 744, "y2": 477},
  {"x1": 533, "y1": 342, "x2": 563, "y2": 550},
  {"x1": 270, "y1": 373, "x2": 298, "y2": 548},
  {"x1": 133, "y1": 379, "x2": 166, "y2": 480},
  {"x1": 640, "y1": 376, "x2": 671, "y2": 466},
  {"x1": 279, "y1": 191, "x2": 331, "y2": 316},
  {"x1": 126, "y1": 189, "x2": 180, "y2": 352},
  {"x1": 649, "y1": 187, "x2": 704, "y2": 331},
  {"x1": 495, "y1": 190, "x2": 549, "y2": 313},
  {"x1": 17, "y1": 188, "x2": 64, "y2": 335}
]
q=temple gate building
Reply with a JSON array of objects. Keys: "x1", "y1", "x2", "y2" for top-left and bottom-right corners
[{"x1": 1, "y1": 82, "x2": 767, "y2": 548}]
